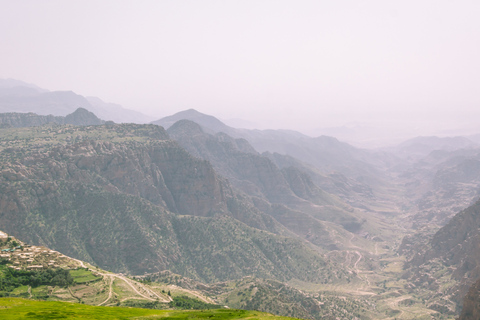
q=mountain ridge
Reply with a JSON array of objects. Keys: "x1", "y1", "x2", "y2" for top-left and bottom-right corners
[{"x1": 0, "y1": 78, "x2": 153, "y2": 124}]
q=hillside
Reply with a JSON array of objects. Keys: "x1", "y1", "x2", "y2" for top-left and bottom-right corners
[
  {"x1": 0, "y1": 231, "x2": 177, "y2": 307},
  {"x1": 0, "y1": 123, "x2": 346, "y2": 284}
]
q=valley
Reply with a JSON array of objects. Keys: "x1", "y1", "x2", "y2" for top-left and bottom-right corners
[{"x1": 1, "y1": 106, "x2": 480, "y2": 319}]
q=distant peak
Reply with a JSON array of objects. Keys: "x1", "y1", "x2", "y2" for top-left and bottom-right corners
[
  {"x1": 65, "y1": 108, "x2": 103, "y2": 125},
  {"x1": 151, "y1": 109, "x2": 231, "y2": 134},
  {"x1": 174, "y1": 109, "x2": 205, "y2": 116},
  {"x1": 168, "y1": 119, "x2": 205, "y2": 136}
]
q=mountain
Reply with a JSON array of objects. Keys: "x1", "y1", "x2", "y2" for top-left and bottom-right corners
[
  {"x1": 0, "y1": 78, "x2": 47, "y2": 93},
  {"x1": 0, "y1": 122, "x2": 348, "y2": 285},
  {"x1": 0, "y1": 79, "x2": 153, "y2": 123},
  {"x1": 152, "y1": 109, "x2": 233, "y2": 135},
  {"x1": 0, "y1": 89, "x2": 92, "y2": 116},
  {"x1": 153, "y1": 109, "x2": 397, "y2": 211},
  {"x1": 153, "y1": 109, "x2": 384, "y2": 176}
]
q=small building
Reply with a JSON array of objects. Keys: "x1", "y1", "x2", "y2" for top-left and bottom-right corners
[{"x1": 27, "y1": 265, "x2": 43, "y2": 269}]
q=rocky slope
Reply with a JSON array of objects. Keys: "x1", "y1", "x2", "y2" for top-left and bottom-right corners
[{"x1": 458, "y1": 278, "x2": 480, "y2": 320}]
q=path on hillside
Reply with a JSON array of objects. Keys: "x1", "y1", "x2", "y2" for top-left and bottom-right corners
[
  {"x1": 98, "y1": 275, "x2": 114, "y2": 306},
  {"x1": 386, "y1": 295, "x2": 410, "y2": 318},
  {"x1": 345, "y1": 234, "x2": 374, "y2": 289},
  {"x1": 116, "y1": 274, "x2": 170, "y2": 302},
  {"x1": 70, "y1": 257, "x2": 170, "y2": 304},
  {"x1": 95, "y1": 272, "x2": 170, "y2": 305},
  {"x1": 353, "y1": 250, "x2": 371, "y2": 288}
]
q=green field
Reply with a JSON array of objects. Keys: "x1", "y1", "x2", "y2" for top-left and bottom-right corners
[{"x1": 0, "y1": 298, "x2": 296, "y2": 319}]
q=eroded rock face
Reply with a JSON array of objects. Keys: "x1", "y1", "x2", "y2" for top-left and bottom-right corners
[{"x1": 0, "y1": 135, "x2": 228, "y2": 219}]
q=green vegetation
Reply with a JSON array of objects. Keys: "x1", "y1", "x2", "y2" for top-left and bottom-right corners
[
  {"x1": 0, "y1": 266, "x2": 73, "y2": 294},
  {"x1": 0, "y1": 298, "x2": 294, "y2": 320},
  {"x1": 69, "y1": 268, "x2": 101, "y2": 284}
]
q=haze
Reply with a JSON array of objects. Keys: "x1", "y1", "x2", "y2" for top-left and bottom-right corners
[{"x1": 1, "y1": 0, "x2": 480, "y2": 146}]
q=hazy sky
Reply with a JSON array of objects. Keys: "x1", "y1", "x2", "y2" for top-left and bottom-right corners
[{"x1": 1, "y1": 0, "x2": 480, "y2": 140}]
